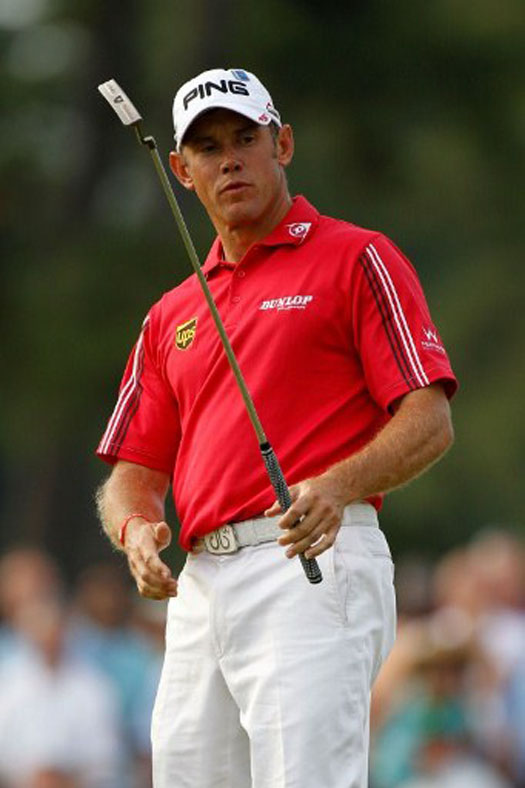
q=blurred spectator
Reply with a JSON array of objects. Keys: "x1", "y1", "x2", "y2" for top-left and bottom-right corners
[
  {"x1": 0, "y1": 546, "x2": 62, "y2": 664},
  {"x1": 371, "y1": 556, "x2": 436, "y2": 729},
  {"x1": 393, "y1": 556, "x2": 435, "y2": 620},
  {"x1": 26, "y1": 768, "x2": 78, "y2": 788},
  {"x1": 131, "y1": 596, "x2": 168, "y2": 654},
  {"x1": 0, "y1": 595, "x2": 122, "y2": 787},
  {"x1": 433, "y1": 530, "x2": 525, "y2": 775},
  {"x1": 370, "y1": 612, "x2": 510, "y2": 788},
  {"x1": 68, "y1": 563, "x2": 163, "y2": 780},
  {"x1": 432, "y1": 546, "x2": 484, "y2": 622},
  {"x1": 469, "y1": 529, "x2": 525, "y2": 677},
  {"x1": 128, "y1": 597, "x2": 167, "y2": 788},
  {"x1": 433, "y1": 530, "x2": 525, "y2": 680},
  {"x1": 504, "y1": 657, "x2": 525, "y2": 787},
  {"x1": 370, "y1": 529, "x2": 525, "y2": 788}
]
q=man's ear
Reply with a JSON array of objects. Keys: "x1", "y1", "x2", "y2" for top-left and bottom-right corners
[
  {"x1": 276, "y1": 124, "x2": 294, "y2": 168},
  {"x1": 169, "y1": 150, "x2": 195, "y2": 191}
]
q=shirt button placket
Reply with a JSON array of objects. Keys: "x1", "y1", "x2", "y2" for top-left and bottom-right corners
[
  {"x1": 225, "y1": 268, "x2": 243, "y2": 324},
  {"x1": 231, "y1": 268, "x2": 245, "y2": 305}
]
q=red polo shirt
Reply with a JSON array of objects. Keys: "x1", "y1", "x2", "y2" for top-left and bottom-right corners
[{"x1": 97, "y1": 196, "x2": 457, "y2": 550}]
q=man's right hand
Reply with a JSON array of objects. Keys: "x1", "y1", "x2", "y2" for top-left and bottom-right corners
[{"x1": 124, "y1": 518, "x2": 178, "y2": 600}]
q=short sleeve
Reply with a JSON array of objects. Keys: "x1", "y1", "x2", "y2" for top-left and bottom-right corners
[
  {"x1": 96, "y1": 310, "x2": 181, "y2": 472},
  {"x1": 352, "y1": 234, "x2": 458, "y2": 412}
]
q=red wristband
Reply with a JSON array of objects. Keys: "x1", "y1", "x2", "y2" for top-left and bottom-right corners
[{"x1": 118, "y1": 513, "x2": 152, "y2": 547}]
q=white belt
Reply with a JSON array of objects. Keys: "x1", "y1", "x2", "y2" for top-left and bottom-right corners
[{"x1": 194, "y1": 503, "x2": 378, "y2": 555}]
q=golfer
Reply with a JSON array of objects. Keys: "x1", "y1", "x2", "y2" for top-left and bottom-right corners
[{"x1": 96, "y1": 67, "x2": 457, "y2": 787}]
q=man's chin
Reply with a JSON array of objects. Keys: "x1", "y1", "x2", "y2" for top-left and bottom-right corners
[{"x1": 221, "y1": 200, "x2": 260, "y2": 228}]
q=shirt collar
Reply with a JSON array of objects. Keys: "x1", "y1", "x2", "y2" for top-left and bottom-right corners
[{"x1": 202, "y1": 195, "x2": 320, "y2": 277}]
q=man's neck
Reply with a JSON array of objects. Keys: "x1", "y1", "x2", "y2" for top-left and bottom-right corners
[{"x1": 218, "y1": 192, "x2": 293, "y2": 263}]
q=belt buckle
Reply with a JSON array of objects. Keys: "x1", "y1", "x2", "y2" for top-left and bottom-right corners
[{"x1": 203, "y1": 524, "x2": 238, "y2": 554}]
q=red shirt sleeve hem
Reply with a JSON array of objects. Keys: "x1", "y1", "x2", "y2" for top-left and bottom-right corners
[
  {"x1": 380, "y1": 369, "x2": 458, "y2": 414},
  {"x1": 95, "y1": 444, "x2": 174, "y2": 475}
]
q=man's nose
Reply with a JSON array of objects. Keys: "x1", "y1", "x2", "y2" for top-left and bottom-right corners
[{"x1": 220, "y1": 155, "x2": 242, "y2": 175}]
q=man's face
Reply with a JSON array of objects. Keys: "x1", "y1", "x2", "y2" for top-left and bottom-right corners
[{"x1": 170, "y1": 109, "x2": 293, "y2": 231}]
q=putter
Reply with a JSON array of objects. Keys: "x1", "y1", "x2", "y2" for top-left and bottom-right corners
[{"x1": 98, "y1": 79, "x2": 322, "y2": 585}]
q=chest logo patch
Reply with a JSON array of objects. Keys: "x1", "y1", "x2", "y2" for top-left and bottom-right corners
[
  {"x1": 286, "y1": 222, "x2": 312, "y2": 241},
  {"x1": 175, "y1": 317, "x2": 198, "y2": 350}
]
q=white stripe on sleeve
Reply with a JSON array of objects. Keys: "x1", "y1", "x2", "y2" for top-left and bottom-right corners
[
  {"x1": 99, "y1": 316, "x2": 149, "y2": 455},
  {"x1": 366, "y1": 243, "x2": 429, "y2": 388}
]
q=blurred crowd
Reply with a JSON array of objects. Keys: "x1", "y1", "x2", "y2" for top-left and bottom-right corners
[
  {"x1": 0, "y1": 527, "x2": 523, "y2": 788},
  {"x1": 370, "y1": 528, "x2": 525, "y2": 788},
  {"x1": 0, "y1": 548, "x2": 165, "y2": 788}
]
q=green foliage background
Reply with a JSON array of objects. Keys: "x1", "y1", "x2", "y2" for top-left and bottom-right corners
[{"x1": 1, "y1": 0, "x2": 523, "y2": 575}]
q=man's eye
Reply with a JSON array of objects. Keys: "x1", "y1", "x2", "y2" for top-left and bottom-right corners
[{"x1": 241, "y1": 134, "x2": 255, "y2": 144}]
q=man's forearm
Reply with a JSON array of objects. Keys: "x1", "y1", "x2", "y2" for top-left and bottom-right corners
[
  {"x1": 268, "y1": 383, "x2": 455, "y2": 560},
  {"x1": 96, "y1": 460, "x2": 177, "y2": 600},
  {"x1": 96, "y1": 461, "x2": 170, "y2": 550},
  {"x1": 319, "y1": 384, "x2": 454, "y2": 505}
]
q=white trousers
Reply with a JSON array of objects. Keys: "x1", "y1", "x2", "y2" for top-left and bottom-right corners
[{"x1": 151, "y1": 504, "x2": 396, "y2": 788}]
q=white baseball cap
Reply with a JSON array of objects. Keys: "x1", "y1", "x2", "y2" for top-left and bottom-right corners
[{"x1": 172, "y1": 67, "x2": 282, "y2": 151}]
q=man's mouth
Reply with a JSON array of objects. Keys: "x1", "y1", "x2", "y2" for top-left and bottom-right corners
[{"x1": 220, "y1": 181, "x2": 251, "y2": 195}]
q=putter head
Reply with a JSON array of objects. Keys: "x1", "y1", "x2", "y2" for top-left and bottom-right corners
[{"x1": 98, "y1": 79, "x2": 142, "y2": 126}]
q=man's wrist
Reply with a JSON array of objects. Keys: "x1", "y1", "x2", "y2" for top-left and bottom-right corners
[
  {"x1": 118, "y1": 513, "x2": 152, "y2": 548},
  {"x1": 316, "y1": 464, "x2": 357, "y2": 508}
]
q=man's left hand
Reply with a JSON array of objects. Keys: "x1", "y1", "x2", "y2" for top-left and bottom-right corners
[{"x1": 264, "y1": 476, "x2": 347, "y2": 560}]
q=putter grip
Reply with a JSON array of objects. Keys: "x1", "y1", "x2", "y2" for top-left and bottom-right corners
[{"x1": 260, "y1": 442, "x2": 322, "y2": 584}]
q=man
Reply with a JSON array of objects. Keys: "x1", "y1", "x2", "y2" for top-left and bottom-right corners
[{"x1": 96, "y1": 67, "x2": 457, "y2": 787}]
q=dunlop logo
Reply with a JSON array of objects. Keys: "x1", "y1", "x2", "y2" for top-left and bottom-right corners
[
  {"x1": 259, "y1": 295, "x2": 313, "y2": 311},
  {"x1": 175, "y1": 317, "x2": 198, "y2": 350}
]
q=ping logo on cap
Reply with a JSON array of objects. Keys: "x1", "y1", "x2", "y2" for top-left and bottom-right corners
[
  {"x1": 175, "y1": 317, "x2": 198, "y2": 350},
  {"x1": 182, "y1": 80, "x2": 250, "y2": 111}
]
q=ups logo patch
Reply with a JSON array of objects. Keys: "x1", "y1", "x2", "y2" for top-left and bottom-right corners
[{"x1": 175, "y1": 317, "x2": 198, "y2": 350}]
